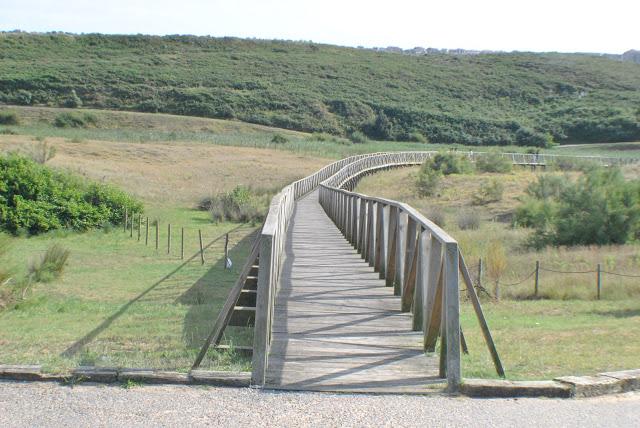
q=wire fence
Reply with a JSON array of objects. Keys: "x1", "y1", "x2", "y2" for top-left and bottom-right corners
[{"x1": 470, "y1": 258, "x2": 640, "y2": 300}]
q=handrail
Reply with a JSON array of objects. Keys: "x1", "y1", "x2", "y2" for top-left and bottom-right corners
[{"x1": 252, "y1": 149, "x2": 637, "y2": 390}]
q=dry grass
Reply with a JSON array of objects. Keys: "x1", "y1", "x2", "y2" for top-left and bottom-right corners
[{"x1": 0, "y1": 135, "x2": 328, "y2": 207}]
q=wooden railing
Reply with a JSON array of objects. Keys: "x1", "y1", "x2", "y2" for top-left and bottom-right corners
[
  {"x1": 319, "y1": 152, "x2": 466, "y2": 389},
  {"x1": 252, "y1": 149, "x2": 635, "y2": 389},
  {"x1": 251, "y1": 153, "x2": 380, "y2": 385}
]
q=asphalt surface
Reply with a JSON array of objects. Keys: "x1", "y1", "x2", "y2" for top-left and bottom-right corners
[{"x1": 0, "y1": 381, "x2": 638, "y2": 427}]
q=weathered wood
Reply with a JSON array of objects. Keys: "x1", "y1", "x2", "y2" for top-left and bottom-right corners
[
  {"x1": 443, "y1": 242, "x2": 461, "y2": 391},
  {"x1": 366, "y1": 200, "x2": 376, "y2": 265},
  {"x1": 401, "y1": 225, "x2": 420, "y2": 312},
  {"x1": 394, "y1": 210, "x2": 408, "y2": 296},
  {"x1": 385, "y1": 205, "x2": 398, "y2": 288},
  {"x1": 423, "y1": 237, "x2": 443, "y2": 347},
  {"x1": 145, "y1": 217, "x2": 149, "y2": 246},
  {"x1": 251, "y1": 234, "x2": 273, "y2": 386},
  {"x1": 424, "y1": 259, "x2": 444, "y2": 352},
  {"x1": 374, "y1": 201, "x2": 385, "y2": 276},
  {"x1": 198, "y1": 229, "x2": 205, "y2": 265},
  {"x1": 459, "y1": 254, "x2": 505, "y2": 377},
  {"x1": 412, "y1": 229, "x2": 428, "y2": 331}
]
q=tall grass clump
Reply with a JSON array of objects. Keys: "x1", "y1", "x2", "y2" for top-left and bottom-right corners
[
  {"x1": 472, "y1": 179, "x2": 504, "y2": 205},
  {"x1": 486, "y1": 240, "x2": 507, "y2": 299},
  {"x1": 476, "y1": 152, "x2": 512, "y2": 173},
  {"x1": 28, "y1": 244, "x2": 70, "y2": 283},
  {"x1": 53, "y1": 112, "x2": 98, "y2": 128},
  {"x1": 0, "y1": 110, "x2": 19, "y2": 125},
  {"x1": 457, "y1": 211, "x2": 481, "y2": 230},
  {"x1": 203, "y1": 185, "x2": 271, "y2": 224}
]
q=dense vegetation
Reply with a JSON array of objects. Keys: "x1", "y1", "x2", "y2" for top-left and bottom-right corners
[
  {"x1": 0, "y1": 154, "x2": 142, "y2": 234},
  {"x1": 1, "y1": 33, "x2": 639, "y2": 147},
  {"x1": 515, "y1": 168, "x2": 640, "y2": 247}
]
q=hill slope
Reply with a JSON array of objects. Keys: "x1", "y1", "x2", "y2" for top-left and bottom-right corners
[{"x1": 1, "y1": 33, "x2": 639, "y2": 146}]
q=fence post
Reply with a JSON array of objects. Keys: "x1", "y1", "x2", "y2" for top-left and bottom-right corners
[
  {"x1": 130, "y1": 215, "x2": 133, "y2": 238},
  {"x1": 477, "y1": 258, "x2": 482, "y2": 291},
  {"x1": 597, "y1": 263, "x2": 601, "y2": 300},
  {"x1": 124, "y1": 208, "x2": 128, "y2": 232},
  {"x1": 199, "y1": 229, "x2": 205, "y2": 265},
  {"x1": 181, "y1": 227, "x2": 184, "y2": 260},
  {"x1": 155, "y1": 221, "x2": 159, "y2": 251},
  {"x1": 224, "y1": 233, "x2": 229, "y2": 269},
  {"x1": 534, "y1": 260, "x2": 540, "y2": 297},
  {"x1": 167, "y1": 224, "x2": 171, "y2": 255},
  {"x1": 137, "y1": 215, "x2": 141, "y2": 241},
  {"x1": 145, "y1": 217, "x2": 149, "y2": 246}
]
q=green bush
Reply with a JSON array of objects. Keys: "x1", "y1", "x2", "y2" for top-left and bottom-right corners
[
  {"x1": 28, "y1": 244, "x2": 70, "y2": 283},
  {"x1": 425, "y1": 152, "x2": 473, "y2": 175},
  {"x1": 348, "y1": 130, "x2": 369, "y2": 144},
  {"x1": 515, "y1": 168, "x2": 640, "y2": 248},
  {"x1": 270, "y1": 134, "x2": 289, "y2": 144},
  {"x1": 63, "y1": 90, "x2": 83, "y2": 108},
  {"x1": 206, "y1": 185, "x2": 270, "y2": 223},
  {"x1": 457, "y1": 211, "x2": 481, "y2": 230},
  {"x1": 0, "y1": 154, "x2": 142, "y2": 235},
  {"x1": 0, "y1": 110, "x2": 19, "y2": 125},
  {"x1": 416, "y1": 166, "x2": 441, "y2": 197},
  {"x1": 472, "y1": 179, "x2": 504, "y2": 205},
  {"x1": 53, "y1": 112, "x2": 98, "y2": 128},
  {"x1": 476, "y1": 152, "x2": 512, "y2": 173}
]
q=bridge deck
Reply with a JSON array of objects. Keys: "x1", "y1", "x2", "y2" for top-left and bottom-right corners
[{"x1": 265, "y1": 191, "x2": 441, "y2": 393}]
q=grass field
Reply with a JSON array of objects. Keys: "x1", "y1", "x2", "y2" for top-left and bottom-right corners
[
  {"x1": 0, "y1": 109, "x2": 331, "y2": 373},
  {"x1": 356, "y1": 165, "x2": 640, "y2": 380}
]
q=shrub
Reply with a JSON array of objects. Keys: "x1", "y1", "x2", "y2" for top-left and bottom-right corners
[
  {"x1": 0, "y1": 128, "x2": 18, "y2": 135},
  {"x1": 408, "y1": 131, "x2": 428, "y2": 144},
  {"x1": 63, "y1": 90, "x2": 83, "y2": 108},
  {"x1": 416, "y1": 166, "x2": 441, "y2": 197},
  {"x1": 486, "y1": 240, "x2": 507, "y2": 298},
  {"x1": 53, "y1": 112, "x2": 97, "y2": 128},
  {"x1": 457, "y1": 211, "x2": 481, "y2": 230},
  {"x1": 349, "y1": 130, "x2": 369, "y2": 144},
  {"x1": 29, "y1": 140, "x2": 57, "y2": 164},
  {"x1": 425, "y1": 152, "x2": 473, "y2": 175},
  {"x1": 426, "y1": 207, "x2": 446, "y2": 227},
  {"x1": 28, "y1": 244, "x2": 70, "y2": 283},
  {"x1": 0, "y1": 110, "x2": 19, "y2": 125},
  {"x1": 515, "y1": 168, "x2": 640, "y2": 248},
  {"x1": 0, "y1": 154, "x2": 143, "y2": 235},
  {"x1": 472, "y1": 179, "x2": 504, "y2": 205},
  {"x1": 270, "y1": 134, "x2": 288, "y2": 144},
  {"x1": 206, "y1": 185, "x2": 269, "y2": 223},
  {"x1": 476, "y1": 152, "x2": 512, "y2": 173}
]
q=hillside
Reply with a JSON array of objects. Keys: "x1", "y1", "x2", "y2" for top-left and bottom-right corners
[{"x1": 1, "y1": 32, "x2": 639, "y2": 146}]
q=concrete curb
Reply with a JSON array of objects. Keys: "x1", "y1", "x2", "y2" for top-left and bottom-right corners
[
  {"x1": 0, "y1": 365, "x2": 250, "y2": 388},
  {"x1": 461, "y1": 379, "x2": 572, "y2": 398},
  {"x1": 2, "y1": 364, "x2": 639, "y2": 398}
]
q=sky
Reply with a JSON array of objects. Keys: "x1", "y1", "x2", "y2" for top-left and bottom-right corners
[{"x1": 1, "y1": 0, "x2": 638, "y2": 54}]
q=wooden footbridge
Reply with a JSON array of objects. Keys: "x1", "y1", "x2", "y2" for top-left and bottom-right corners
[{"x1": 193, "y1": 151, "x2": 635, "y2": 393}]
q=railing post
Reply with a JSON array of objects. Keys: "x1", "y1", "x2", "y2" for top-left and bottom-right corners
[
  {"x1": 374, "y1": 202, "x2": 386, "y2": 276},
  {"x1": 412, "y1": 228, "x2": 428, "y2": 331},
  {"x1": 251, "y1": 234, "x2": 274, "y2": 386},
  {"x1": 358, "y1": 198, "x2": 367, "y2": 254},
  {"x1": 395, "y1": 210, "x2": 408, "y2": 296},
  {"x1": 444, "y1": 242, "x2": 461, "y2": 391},
  {"x1": 402, "y1": 218, "x2": 418, "y2": 300},
  {"x1": 351, "y1": 196, "x2": 359, "y2": 246},
  {"x1": 366, "y1": 200, "x2": 375, "y2": 265},
  {"x1": 386, "y1": 206, "x2": 398, "y2": 288}
]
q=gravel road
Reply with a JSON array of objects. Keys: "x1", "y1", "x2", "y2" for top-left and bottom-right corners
[{"x1": 1, "y1": 381, "x2": 639, "y2": 427}]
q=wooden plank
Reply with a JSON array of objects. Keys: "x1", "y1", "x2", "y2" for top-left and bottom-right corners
[
  {"x1": 459, "y1": 253, "x2": 505, "y2": 377},
  {"x1": 394, "y1": 210, "x2": 408, "y2": 296},
  {"x1": 386, "y1": 205, "x2": 398, "y2": 288},
  {"x1": 251, "y1": 234, "x2": 274, "y2": 386},
  {"x1": 444, "y1": 242, "x2": 461, "y2": 391},
  {"x1": 424, "y1": 260, "x2": 444, "y2": 352},
  {"x1": 412, "y1": 229, "x2": 428, "y2": 331},
  {"x1": 401, "y1": 226, "x2": 420, "y2": 312}
]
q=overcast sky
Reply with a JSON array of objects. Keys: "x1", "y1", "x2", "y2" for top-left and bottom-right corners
[{"x1": 1, "y1": 0, "x2": 638, "y2": 54}]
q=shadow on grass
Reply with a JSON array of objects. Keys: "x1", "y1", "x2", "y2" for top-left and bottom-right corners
[
  {"x1": 178, "y1": 230, "x2": 257, "y2": 349},
  {"x1": 60, "y1": 224, "x2": 249, "y2": 358},
  {"x1": 591, "y1": 308, "x2": 640, "y2": 318}
]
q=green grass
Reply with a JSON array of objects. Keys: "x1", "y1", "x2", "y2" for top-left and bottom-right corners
[
  {"x1": 357, "y1": 165, "x2": 640, "y2": 379},
  {"x1": 0, "y1": 206, "x2": 257, "y2": 373},
  {"x1": 461, "y1": 300, "x2": 640, "y2": 380},
  {"x1": 1, "y1": 33, "x2": 639, "y2": 146}
]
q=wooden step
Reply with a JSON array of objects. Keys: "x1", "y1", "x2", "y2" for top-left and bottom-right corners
[
  {"x1": 249, "y1": 266, "x2": 259, "y2": 276},
  {"x1": 229, "y1": 306, "x2": 256, "y2": 327},
  {"x1": 236, "y1": 289, "x2": 257, "y2": 307},
  {"x1": 214, "y1": 344, "x2": 253, "y2": 357},
  {"x1": 244, "y1": 275, "x2": 258, "y2": 290}
]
